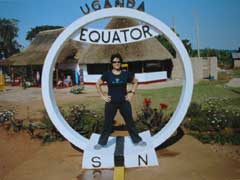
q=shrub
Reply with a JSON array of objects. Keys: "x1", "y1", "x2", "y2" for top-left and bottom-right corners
[
  {"x1": 70, "y1": 86, "x2": 84, "y2": 94},
  {"x1": 0, "y1": 110, "x2": 24, "y2": 132},
  {"x1": 0, "y1": 110, "x2": 14, "y2": 124},
  {"x1": 66, "y1": 105, "x2": 103, "y2": 138},
  {"x1": 33, "y1": 105, "x2": 104, "y2": 143},
  {"x1": 185, "y1": 98, "x2": 240, "y2": 145},
  {"x1": 189, "y1": 132, "x2": 240, "y2": 145},
  {"x1": 186, "y1": 102, "x2": 202, "y2": 117}
]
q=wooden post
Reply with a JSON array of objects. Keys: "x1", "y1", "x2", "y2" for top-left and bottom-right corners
[
  {"x1": 11, "y1": 66, "x2": 14, "y2": 84},
  {"x1": 30, "y1": 65, "x2": 33, "y2": 80},
  {"x1": 0, "y1": 74, "x2": 5, "y2": 91}
]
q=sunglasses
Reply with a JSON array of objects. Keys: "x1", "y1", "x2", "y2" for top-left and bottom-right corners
[{"x1": 112, "y1": 61, "x2": 121, "y2": 64}]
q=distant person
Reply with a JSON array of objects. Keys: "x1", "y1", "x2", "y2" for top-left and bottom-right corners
[
  {"x1": 94, "y1": 53, "x2": 146, "y2": 150},
  {"x1": 75, "y1": 64, "x2": 80, "y2": 85},
  {"x1": 57, "y1": 74, "x2": 65, "y2": 88},
  {"x1": 36, "y1": 71, "x2": 40, "y2": 86},
  {"x1": 79, "y1": 69, "x2": 84, "y2": 85},
  {"x1": 64, "y1": 75, "x2": 72, "y2": 87},
  {"x1": 57, "y1": 79, "x2": 64, "y2": 88}
]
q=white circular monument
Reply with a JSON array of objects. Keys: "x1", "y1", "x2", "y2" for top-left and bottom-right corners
[{"x1": 42, "y1": 8, "x2": 193, "y2": 154}]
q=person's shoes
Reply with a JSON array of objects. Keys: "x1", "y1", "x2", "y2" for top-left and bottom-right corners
[
  {"x1": 135, "y1": 140, "x2": 147, "y2": 147},
  {"x1": 94, "y1": 144, "x2": 103, "y2": 150}
]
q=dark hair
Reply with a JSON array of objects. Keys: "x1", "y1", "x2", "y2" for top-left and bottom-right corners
[{"x1": 110, "y1": 53, "x2": 123, "y2": 63}]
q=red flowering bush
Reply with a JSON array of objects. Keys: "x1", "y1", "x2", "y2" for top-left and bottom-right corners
[
  {"x1": 136, "y1": 98, "x2": 171, "y2": 134},
  {"x1": 160, "y1": 103, "x2": 168, "y2": 110},
  {"x1": 143, "y1": 98, "x2": 152, "y2": 107}
]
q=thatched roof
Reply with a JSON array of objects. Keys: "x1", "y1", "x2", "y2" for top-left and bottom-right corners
[
  {"x1": 6, "y1": 28, "x2": 83, "y2": 66},
  {"x1": 78, "y1": 18, "x2": 173, "y2": 64}
]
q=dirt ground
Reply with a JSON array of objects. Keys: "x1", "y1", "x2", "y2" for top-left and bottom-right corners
[
  {"x1": 1, "y1": 130, "x2": 239, "y2": 180},
  {"x1": 0, "y1": 86, "x2": 101, "y2": 121},
  {"x1": 0, "y1": 83, "x2": 240, "y2": 180}
]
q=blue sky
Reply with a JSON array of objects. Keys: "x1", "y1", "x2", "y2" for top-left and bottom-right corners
[{"x1": 0, "y1": 0, "x2": 240, "y2": 50}]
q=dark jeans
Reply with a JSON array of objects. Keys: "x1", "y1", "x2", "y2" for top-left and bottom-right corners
[{"x1": 98, "y1": 101, "x2": 142, "y2": 145}]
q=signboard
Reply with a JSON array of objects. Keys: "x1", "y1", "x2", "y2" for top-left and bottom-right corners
[
  {"x1": 80, "y1": 0, "x2": 145, "y2": 15},
  {"x1": 70, "y1": 24, "x2": 159, "y2": 45}
]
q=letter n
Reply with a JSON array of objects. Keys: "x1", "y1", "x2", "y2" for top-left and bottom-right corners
[
  {"x1": 115, "y1": 0, "x2": 124, "y2": 7},
  {"x1": 127, "y1": 0, "x2": 135, "y2": 8},
  {"x1": 138, "y1": 154, "x2": 148, "y2": 166}
]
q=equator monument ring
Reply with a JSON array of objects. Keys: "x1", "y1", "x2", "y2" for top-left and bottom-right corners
[{"x1": 41, "y1": 8, "x2": 193, "y2": 169}]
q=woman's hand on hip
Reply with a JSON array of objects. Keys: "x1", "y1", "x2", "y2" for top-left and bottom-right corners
[
  {"x1": 101, "y1": 95, "x2": 111, "y2": 102},
  {"x1": 125, "y1": 93, "x2": 134, "y2": 102}
]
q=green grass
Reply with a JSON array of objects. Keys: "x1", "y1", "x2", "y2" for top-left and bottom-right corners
[
  {"x1": 192, "y1": 81, "x2": 240, "y2": 102},
  {"x1": 136, "y1": 80, "x2": 240, "y2": 114},
  {"x1": 137, "y1": 87, "x2": 181, "y2": 113}
]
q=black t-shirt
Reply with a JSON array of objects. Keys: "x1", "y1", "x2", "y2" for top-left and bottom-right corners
[{"x1": 101, "y1": 70, "x2": 134, "y2": 103}]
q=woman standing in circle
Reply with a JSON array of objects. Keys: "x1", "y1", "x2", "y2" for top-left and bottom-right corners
[{"x1": 94, "y1": 53, "x2": 146, "y2": 150}]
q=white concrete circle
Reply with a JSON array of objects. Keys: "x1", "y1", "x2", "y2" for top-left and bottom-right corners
[{"x1": 41, "y1": 8, "x2": 193, "y2": 150}]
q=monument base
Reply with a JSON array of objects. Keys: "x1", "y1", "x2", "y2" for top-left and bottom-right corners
[{"x1": 82, "y1": 131, "x2": 159, "y2": 169}]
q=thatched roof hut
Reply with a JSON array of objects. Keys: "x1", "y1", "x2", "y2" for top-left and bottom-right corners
[
  {"x1": 7, "y1": 28, "x2": 83, "y2": 66},
  {"x1": 78, "y1": 18, "x2": 173, "y2": 64}
]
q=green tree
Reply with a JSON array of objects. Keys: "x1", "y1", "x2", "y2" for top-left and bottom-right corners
[
  {"x1": 200, "y1": 48, "x2": 217, "y2": 57},
  {"x1": 199, "y1": 48, "x2": 233, "y2": 68},
  {"x1": 0, "y1": 18, "x2": 21, "y2": 58},
  {"x1": 182, "y1": 39, "x2": 193, "y2": 56},
  {"x1": 156, "y1": 28, "x2": 193, "y2": 58},
  {"x1": 26, "y1": 25, "x2": 63, "y2": 41},
  {"x1": 156, "y1": 35, "x2": 176, "y2": 57},
  {"x1": 217, "y1": 50, "x2": 232, "y2": 68}
]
